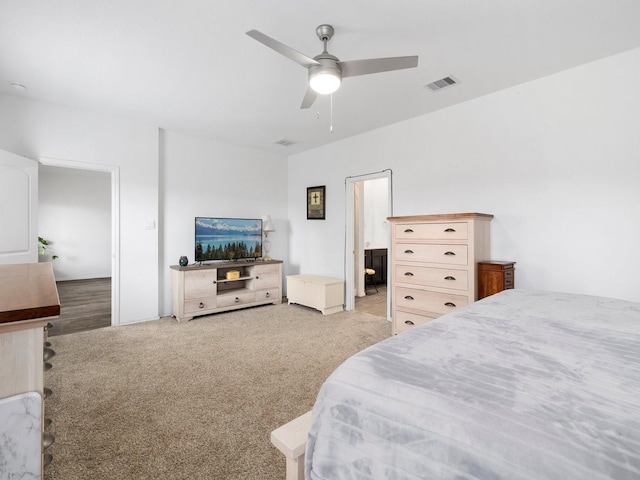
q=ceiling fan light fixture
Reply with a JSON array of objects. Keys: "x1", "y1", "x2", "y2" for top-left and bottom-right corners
[
  {"x1": 309, "y1": 67, "x2": 341, "y2": 95},
  {"x1": 247, "y1": 24, "x2": 417, "y2": 108}
]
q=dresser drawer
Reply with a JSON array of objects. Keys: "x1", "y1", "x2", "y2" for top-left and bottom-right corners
[
  {"x1": 396, "y1": 287, "x2": 468, "y2": 315},
  {"x1": 395, "y1": 222, "x2": 468, "y2": 240},
  {"x1": 395, "y1": 265, "x2": 468, "y2": 291},
  {"x1": 395, "y1": 244, "x2": 468, "y2": 266},
  {"x1": 217, "y1": 292, "x2": 256, "y2": 308},
  {"x1": 504, "y1": 269, "x2": 514, "y2": 288},
  {"x1": 394, "y1": 310, "x2": 438, "y2": 334},
  {"x1": 184, "y1": 298, "x2": 217, "y2": 314}
]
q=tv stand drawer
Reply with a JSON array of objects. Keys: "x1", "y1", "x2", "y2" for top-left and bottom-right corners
[
  {"x1": 184, "y1": 298, "x2": 217, "y2": 315},
  {"x1": 255, "y1": 288, "x2": 280, "y2": 302},
  {"x1": 217, "y1": 291, "x2": 256, "y2": 308}
]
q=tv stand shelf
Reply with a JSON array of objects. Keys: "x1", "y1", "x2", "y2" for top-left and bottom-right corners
[
  {"x1": 216, "y1": 276, "x2": 253, "y2": 283},
  {"x1": 170, "y1": 260, "x2": 282, "y2": 322}
]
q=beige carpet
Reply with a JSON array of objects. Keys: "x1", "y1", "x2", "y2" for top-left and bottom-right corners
[{"x1": 44, "y1": 303, "x2": 391, "y2": 479}]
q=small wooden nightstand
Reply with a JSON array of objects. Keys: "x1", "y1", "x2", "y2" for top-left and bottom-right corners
[{"x1": 478, "y1": 261, "x2": 515, "y2": 299}]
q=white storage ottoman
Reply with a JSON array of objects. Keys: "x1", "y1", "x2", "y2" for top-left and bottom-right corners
[{"x1": 286, "y1": 275, "x2": 344, "y2": 315}]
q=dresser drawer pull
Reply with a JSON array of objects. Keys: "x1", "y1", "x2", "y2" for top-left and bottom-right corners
[
  {"x1": 444, "y1": 276, "x2": 456, "y2": 281},
  {"x1": 199, "y1": 302, "x2": 205, "y2": 309},
  {"x1": 444, "y1": 302, "x2": 456, "y2": 307},
  {"x1": 404, "y1": 320, "x2": 415, "y2": 326},
  {"x1": 265, "y1": 292, "x2": 270, "y2": 298},
  {"x1": 404, "y1": 295, "x2": 414, "y2": 300},
  {"x1": 404, "y1": 228, "x2": 414, "y2": 233},
  {"x1": 404, "y1": 272, "x2": 414, "y2": 276},
  {"x1": 235, "y1": 297, "x2": 240, "y2": 303},
  {"x1": 444, "y1": 251, "x2": 456, "y2": 256},
  {"x1": 444, "y1": 228, "x2": 456, "y2": 232},
  {"x1": 43, "y1": 432, "x2": 55, "y2": 451},
  {"x1": 404, "y1": 249, "x2": 414, "y2": 254}
]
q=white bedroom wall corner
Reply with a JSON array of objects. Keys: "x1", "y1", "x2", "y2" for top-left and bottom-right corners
[
  {"x1": 111, "y1": 165, "x2": 121, "y2": 326},
  {"x1": 0, "y1": 149, "x2": 38, "y2": 264},
  {"x1": 158, "y1": 128, "x2": 167, "y2": 318}
]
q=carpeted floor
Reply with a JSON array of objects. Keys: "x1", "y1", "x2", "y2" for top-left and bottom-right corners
[{"x1": 44, "y1": 303, "x2": 391, "y2": 479}]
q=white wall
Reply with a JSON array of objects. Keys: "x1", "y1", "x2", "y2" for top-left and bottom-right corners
[
  {"x1": 0, "y1": 93, "x2": 160, "y2": 324},
  {"x1": 38, "y1": 166, "x2": 111, "y2": 280},
  {"x1": 159, "y1": 129, "x2": 289, "y2": 315},
  {"x1": 288, "y1": 47, "x2": 640, "y2": 303}
]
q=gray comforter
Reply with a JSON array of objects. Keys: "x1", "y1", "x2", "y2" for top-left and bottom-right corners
[{"x1": 305, "y1": 289, "x2": 640, "y2": 479}]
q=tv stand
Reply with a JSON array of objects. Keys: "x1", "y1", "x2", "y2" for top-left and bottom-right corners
[{"x1": 170, "y1": 260, "x2": 283, "y2": 322}]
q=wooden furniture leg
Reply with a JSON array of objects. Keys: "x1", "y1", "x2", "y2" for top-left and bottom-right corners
[{"x1": 271, "y1": 410, "x2": 313, "y2": 480}]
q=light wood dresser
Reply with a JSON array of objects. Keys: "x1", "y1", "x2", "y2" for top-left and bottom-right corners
[{"x1": 388, "y1": 213, "x2": 493, "y2": 334}]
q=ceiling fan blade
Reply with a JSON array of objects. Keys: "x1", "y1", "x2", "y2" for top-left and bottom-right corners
[
  {"x1": 246, "y1": 30, "x2": 320, "y2": 68},
  {"x1": 339, "y1": 56, "x2": 418, "y2": 78},
  {"x1": 300, "y1": 87, "x2": 318, "y2": 109}
]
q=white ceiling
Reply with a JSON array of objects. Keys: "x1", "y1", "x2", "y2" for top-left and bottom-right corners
[{"x1": 2, "y1": 1, "x2": 640, "y2": 155}]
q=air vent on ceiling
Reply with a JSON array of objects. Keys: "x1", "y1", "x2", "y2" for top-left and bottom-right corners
[
  {"x1": 273, "y1": 138, "x2": 296, "y2": 147},
  {"x1": 424, "y1": 76, "x2": 459, "y2": 92}
]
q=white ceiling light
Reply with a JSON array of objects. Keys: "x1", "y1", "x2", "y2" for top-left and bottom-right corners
[{"x1": 309, "y1": 66, "x2": 341, "y2": 94}]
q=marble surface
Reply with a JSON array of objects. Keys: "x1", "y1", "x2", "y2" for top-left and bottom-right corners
[{"x1": 0, "y1": 392, "x2": 42, "y2": 480}]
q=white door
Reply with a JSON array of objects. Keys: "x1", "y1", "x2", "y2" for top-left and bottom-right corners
[{"x1": 0, "y1": 149, "x2": 38, "y2": 264}]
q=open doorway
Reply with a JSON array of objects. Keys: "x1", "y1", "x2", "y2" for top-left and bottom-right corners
[
  {"x1": 355, "y1": 177, "x2": 389, "y2": 317},
  {"x1": 344, "y1": 170, "x2": 392, "y2": 320},
  {"x1": 38, "y1": 158, "x2": 120, "y2": 333}
]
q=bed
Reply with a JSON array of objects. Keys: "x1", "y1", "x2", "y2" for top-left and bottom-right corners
[{"x1": 305, "y1": 289, "x2": 640, "y2": 479}]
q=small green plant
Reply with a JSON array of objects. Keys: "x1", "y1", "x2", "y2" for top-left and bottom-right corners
[{"x1": 38, "y1": 237, "x2": 59, "y2": 260}]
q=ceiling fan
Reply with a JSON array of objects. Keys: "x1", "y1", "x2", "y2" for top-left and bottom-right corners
[{"x1": 246, "y1": 25, "x2": 418, "y2": 109}]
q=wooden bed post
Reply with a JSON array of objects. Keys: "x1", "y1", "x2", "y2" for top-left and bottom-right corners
[{"x1": 271, "y1": 410, "x2": 313, "y2": 480}]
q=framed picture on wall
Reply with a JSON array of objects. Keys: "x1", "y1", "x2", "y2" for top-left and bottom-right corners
[{"x1": 307, "y1": 185, "x2": 326, "y2": 220}]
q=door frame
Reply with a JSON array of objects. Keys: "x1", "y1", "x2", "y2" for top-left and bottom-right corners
[
  {"x1": 39, "y1": 157, "x2": 120, "y2": 326},
  {"x1": 344, "y1": 170, "x2": 392, "y2": 319}
]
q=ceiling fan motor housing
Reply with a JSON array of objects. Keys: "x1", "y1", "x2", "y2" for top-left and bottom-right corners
[{"x1": 316, "y1": 24, "x2": 335, "y2": 42}]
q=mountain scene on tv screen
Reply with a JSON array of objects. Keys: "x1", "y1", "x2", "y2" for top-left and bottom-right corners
[{"x1": 195, "y1": 218, "x2": 262, "y2": 261}]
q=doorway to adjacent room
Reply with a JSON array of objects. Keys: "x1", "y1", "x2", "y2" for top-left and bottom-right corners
[
  {"x1": 39, "y1": 158, "x2": 120, "y2": 332},
  {"x1": 345, "y1": 170, "x2": 392, "y2": 320}
]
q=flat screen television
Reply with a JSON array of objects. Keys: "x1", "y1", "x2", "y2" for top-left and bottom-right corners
[{"x1": 195, "y1": 217, "x2": 262, "y2": 262}]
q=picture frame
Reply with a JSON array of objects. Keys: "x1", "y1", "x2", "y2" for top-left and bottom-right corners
[{"x1": 307, "y1": 185, "x2": 326, "y2": 220}]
